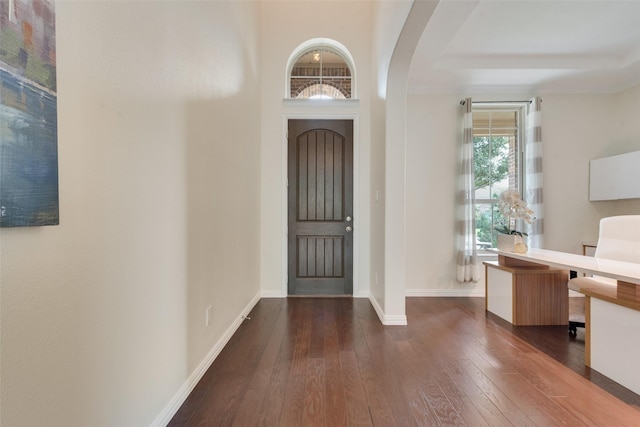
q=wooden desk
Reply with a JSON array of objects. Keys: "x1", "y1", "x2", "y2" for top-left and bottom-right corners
[
  {"x1": 491, "y1": 247, "x2": 640, "y2": 288},
  {"x1": 489, "y1": 248, "x2": 640, "y2": 395},
  {"x1": 484, "y1": 260, "x2": 568, "y2": 325}
]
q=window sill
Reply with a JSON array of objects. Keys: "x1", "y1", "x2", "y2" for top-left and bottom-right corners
[{"x1": 478, "y1": 251, "x2": 498, "y2": 261}]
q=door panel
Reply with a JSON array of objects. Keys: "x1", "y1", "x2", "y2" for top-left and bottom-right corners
[{"x1": 288, "y1": 120, "x2": 353, "y2": 295}]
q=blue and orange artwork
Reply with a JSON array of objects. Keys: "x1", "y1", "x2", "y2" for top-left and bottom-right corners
[{"x1": 0, "y1": 0, "x2": 58, "y2": 227}]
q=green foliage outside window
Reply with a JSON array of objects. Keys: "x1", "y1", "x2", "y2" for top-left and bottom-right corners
[
  {"x1": 475, "y1": 206, "x2": 494, "y2": 245},
  {"x1": 473, "y1": 136, "x2": 509, "y2": 190},
  {"x1": 473, "y1": 135, "x2": 511, "y2": 249}
]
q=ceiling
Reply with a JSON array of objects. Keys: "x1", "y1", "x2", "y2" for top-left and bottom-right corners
[{"x1": 408, "y1": 0, "x2": 640, "y2": 94}]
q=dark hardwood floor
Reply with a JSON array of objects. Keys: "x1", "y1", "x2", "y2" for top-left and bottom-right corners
[{"x1": 168, "y1": 297, "x2": 640, "y2": 426}]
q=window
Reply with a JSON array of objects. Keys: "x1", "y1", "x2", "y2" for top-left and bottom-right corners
[
  {"x1": 287, "y1": 40, "x2": 355, "y2": 100},
  {"x1": 473, "y1": 106, "x2": 525, "y2": 250}
]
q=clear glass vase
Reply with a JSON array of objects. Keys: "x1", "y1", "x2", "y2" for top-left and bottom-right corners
[{"x1": 497, "y1": 234, "x2": 528, "y2": 253}]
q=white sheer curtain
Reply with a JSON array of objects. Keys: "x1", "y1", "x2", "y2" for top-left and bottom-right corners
[
  {"x1": 525, "y1": 96, "x2": 544, "y2": 248},
  {"x1": 456, "y1": 98, "x2": 480, "y2": 283}
]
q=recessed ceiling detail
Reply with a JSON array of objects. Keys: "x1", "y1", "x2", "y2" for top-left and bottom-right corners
[{"x1": 408, "y1": 1, "x2": 640, "y2": 94}]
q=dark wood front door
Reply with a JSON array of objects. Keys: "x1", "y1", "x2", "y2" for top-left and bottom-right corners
[{"x1": 288, "y1": 120, "x2": 353, "y2": 295}]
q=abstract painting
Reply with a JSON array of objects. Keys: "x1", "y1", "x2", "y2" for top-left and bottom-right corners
[{"x1": 0, "y1": 0, "x2": 58, "y2": 227}]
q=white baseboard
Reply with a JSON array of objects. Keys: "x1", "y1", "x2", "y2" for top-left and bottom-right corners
[
  {"x1": 382, "y1": 314, "x2": 408, "y2": 325},
  {"x1": 151, "y1": 291, "x2": 261, "y2": 427},
  {"x1": 261, "y1": 289, "x2": 285, "y2": 298},
  {"x1": 368, "y1": 294, "x2": 408, "y2": 325},
  {"x1": 369, "y1": 293, "x2": 384, "y2": 321},
  {"x1": 260, "y1": 290, "x2": 369, "y2": 299},
  {"x1": 406, "y1": 288, "x2": 485, "y2": 297}
]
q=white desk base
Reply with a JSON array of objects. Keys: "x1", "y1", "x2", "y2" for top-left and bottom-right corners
[{"x1": 590, "y1": 297, "x2": 640, "y2": 395}]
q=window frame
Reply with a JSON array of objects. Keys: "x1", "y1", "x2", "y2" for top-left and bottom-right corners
[
  {"x1": 472, "y1": 103, "x2": 527, "y2": 254},
  {"x1": 285, "y1": 39, "x2": 356, "y2": 100}
]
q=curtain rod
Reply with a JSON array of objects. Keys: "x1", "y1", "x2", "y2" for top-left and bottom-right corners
[{"x1": 459, "y1": 100, "x2": 534, "y2": 105}]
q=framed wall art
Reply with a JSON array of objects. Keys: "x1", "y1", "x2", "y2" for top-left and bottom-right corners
[{"x1": 1, "y1": 0, "x2": 58, "y2": 227}]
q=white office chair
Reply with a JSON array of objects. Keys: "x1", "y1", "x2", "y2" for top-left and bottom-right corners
[{"x1": 568, "y1": 215, "x2": 640, "y2": 334}]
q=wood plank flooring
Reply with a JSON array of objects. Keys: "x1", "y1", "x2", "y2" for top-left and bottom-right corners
[{"x1": 168, "y1": 297, "x2": 640, "y2": 426}]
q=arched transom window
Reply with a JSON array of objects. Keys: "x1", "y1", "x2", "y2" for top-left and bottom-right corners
[{"x1": 287, "y1": 40, "x2": 355, "y2": 100}]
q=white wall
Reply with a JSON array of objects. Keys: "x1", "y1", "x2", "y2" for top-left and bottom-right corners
[
  {"x1": 406, "y1": 94, "x2": 463, "y2": 293},
  {"x1": 259, "y1": 1, "x2": 373, "y2": 298},
  {"x1": 405, "y1": 92, "x2": 623, "y2": 294},
  {"x1": 606, "y1": 83, "x2": 640, "y2": 214},
  {"x1": 367, "y1": 0, "x2": 413, "y2": 320},
  {"x1": 382, "y1": 0, "x2": 440, "y2": 323},
  {"x1": 0, "y1": 2, "x2": 261, "y2": 426},
  {"x1": 539, "y1": 93, "x2": 618, "y2": 251},
  {"x1": 368, "y1": 92, "x2": 386, "y2": 305}
]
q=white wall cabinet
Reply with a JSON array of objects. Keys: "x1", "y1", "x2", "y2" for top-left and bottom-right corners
[{"x1": 590, "y1": 150, "x2": 640, "y2": 201}]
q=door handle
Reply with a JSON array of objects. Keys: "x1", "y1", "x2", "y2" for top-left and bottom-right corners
[{"x1": 346, "y1": 226, "x2": 353, "y2": 232}]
